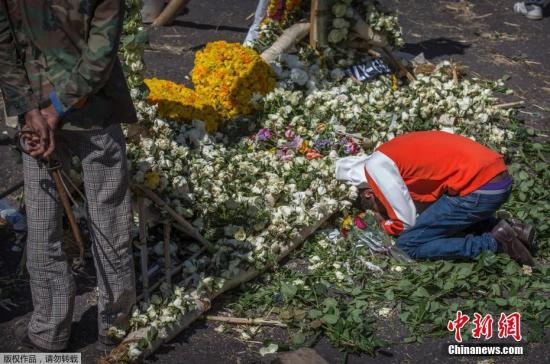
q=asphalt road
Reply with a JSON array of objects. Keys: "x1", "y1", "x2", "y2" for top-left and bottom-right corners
[{"x1": 1, "y1": 1, "x2": 549, "y2": 363}]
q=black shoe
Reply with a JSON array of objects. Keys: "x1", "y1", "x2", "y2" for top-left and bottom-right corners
[
  {"x1": 507, "y1": 218, "x2": 537, "y2": 253},
  {"x1": 492, "y1": 220, "x2": 535, "y2": 266},
  {"x1": 95, "y1": 335, "x2": 118, "y2": 355}
]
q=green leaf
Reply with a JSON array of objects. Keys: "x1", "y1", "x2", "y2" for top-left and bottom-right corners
[
  {"x1": 494, "y1": 297, "x2": 508, "y2": 306},
  {"x1": 411, "y1": 287, "x2": 430, "y2": 298},
  {"x1": 323, "y1": 297, "x2": 338, "y2": 308},
  {"x1": 397, "y1": 279, "x2": 413, "y2": 291},
  {"x1": 291, "y1": 332, "x2": 306, "y2": 346},
  {"x1": 281, "y1": 283, "x2": 298, "y2": 299},
  {"x1": 322, "y1": 314, "x2": 339, "y2": 325},
  {"x1": 259, "y1": 343, "x2": 279, "y2": 356},
  {"x1": 308, "y1": 309, "x2": 322, "y2": 319},
  {"x1": 384, "y1": 289, "x2": 395, "y2": 301}
]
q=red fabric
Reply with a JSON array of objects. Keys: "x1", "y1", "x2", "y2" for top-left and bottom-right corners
[
  {"x1": 377, "y1": 131, "x2": 507, "y2": 203},
  {"x1": 364, "y1": 170, "x2": 405, "y2": 235}
]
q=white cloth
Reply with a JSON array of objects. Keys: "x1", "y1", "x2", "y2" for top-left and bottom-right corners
[
  {"x1": 364, "y1": 151, "x2": 417, "y2": 230},
  {"x1": 335, "y1": 156, "x2": 371, "y2": 188},
  {"x1": 243, "y1": 0, "x2": 270, "y2": 46},
  {"x1": 335, "y1": 152, "x2": 417, "y2": 231}
]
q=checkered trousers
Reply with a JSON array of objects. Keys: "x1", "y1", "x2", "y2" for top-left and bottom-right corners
[{"x1": 23, "y1": 124, "x2": 136, "y2": 351}]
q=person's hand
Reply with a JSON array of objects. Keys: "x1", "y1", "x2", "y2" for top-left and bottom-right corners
[
  {"x1": 23, "y1": 108, "x2": 53, "y2": 158},
  {"x1": 40, "y1": 103, "x2": 60, "y2": 131},
  {"x1": 39, "y1": 104, "x2": 62, "y2": 158}
]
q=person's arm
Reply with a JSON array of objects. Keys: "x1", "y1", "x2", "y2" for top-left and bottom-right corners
[
  {"x1": 364, "y1": 151, "x2": 417, "y2": 236},
  {"x1": 0, "y1": 9, "x2": 39, "y2": 116},
  {"x1": 47, "y1": 0, "x2": 126, "y2": 115}
]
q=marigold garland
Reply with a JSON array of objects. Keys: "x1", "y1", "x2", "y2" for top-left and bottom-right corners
[
  {"x1": 192, "y1": 41, "x2": 276, "y2": 119},
  {"x1": 145, "y1": 42, "x2": 275, "y2": 131},
  {"x1": 144, "y1": 78, "x2": 220, "y2": 132}
]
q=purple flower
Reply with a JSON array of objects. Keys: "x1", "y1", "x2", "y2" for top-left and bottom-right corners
[
  {"x1": 314, "y1": 139, "x2": 332, "y2": 149},
  {"x1": 256, "y1": 128, "x2": 272, "y2": 141},
  {"x1": 287, "y1": 136, "x2": 303, "y2": 149},
  {"x1": 285, "y1": 129, "x2": 296, "y2": 140}
]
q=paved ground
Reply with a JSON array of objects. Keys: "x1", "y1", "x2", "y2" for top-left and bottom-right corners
[{"x1": 1, "y1": 0, "x2": 549, "y2": 363}]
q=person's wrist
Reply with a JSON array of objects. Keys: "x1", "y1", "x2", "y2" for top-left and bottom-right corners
[{"x1": 48, "y1": 91, "x2": 65, "y2": 116}]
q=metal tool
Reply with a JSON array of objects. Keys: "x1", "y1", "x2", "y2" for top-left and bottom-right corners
[{"x1": 15, "y1": 129, "x2": 86, "y2": 273}]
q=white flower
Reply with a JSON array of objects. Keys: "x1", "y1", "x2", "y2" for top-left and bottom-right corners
[
  {"x1": 290, "y1": 68, "x2": 309, "y2": 86},
  {"x1": 332, "y1": 17, "x2": 350, "y2": 29},
  {"x1": 391, "y1": 266, "x2": 405, "y2": 273},
  {"x1": 328, "y1": 28, "x2": 348, "y2": 44},
  {"x1": 332, "y1": 3, "x2": 347, "y2": 17},
  {"x1": 377, "y1": 307, "x2": 392, "y2": 318}
]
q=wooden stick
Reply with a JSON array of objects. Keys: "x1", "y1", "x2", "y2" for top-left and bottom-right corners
[
  {"x1": 134, "y1": 185, "x2": 216, "y2": 252},
  {"x1": 152, "y1": 0, "x2": 191, "y2": 27},
  {"x1": 205, "y1": 315, "x2": 287, "y2": 328},
  {"x1": 494, "y1": 101, "x2": 524, "y2": 109},
  {"x1": 163, "y1": 222, "x2": 172, "y2": 288},
  {"x1": 381, "y1": 47, "x2": 416, "y2": 82},
  {"x1": 138, "y1": 196, "x2": 150, "y2": 302}
]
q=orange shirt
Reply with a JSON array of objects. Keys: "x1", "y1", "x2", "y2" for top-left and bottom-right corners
[{"x1": 377, "y1": 131, "x2": 507, "y2": 203}]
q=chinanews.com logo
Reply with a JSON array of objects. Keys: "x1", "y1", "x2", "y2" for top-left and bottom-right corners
[{"x1": 446, "y1": 311, "x2": 524, "y2": 356}]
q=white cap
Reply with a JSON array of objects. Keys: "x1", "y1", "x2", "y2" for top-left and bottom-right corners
[{"x1": 335, "y1": 156, "x2": 371, "y2": 188}]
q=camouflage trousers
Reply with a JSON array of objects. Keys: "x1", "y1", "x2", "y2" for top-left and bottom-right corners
[{"x1": 22, "y1": 124, "x2": 136, "y2": 351}]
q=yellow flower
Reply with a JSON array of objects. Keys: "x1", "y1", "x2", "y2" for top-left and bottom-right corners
[
  {"x1": 144, "y1": 42, "x2": 275, "y2": 131},
  {"x1": 315, "y1": 123, "x2": 327, "y2": 133},
  {"x1": 299, "y1": 140, "x2": 310, "y2": 154},
  {"x1": 341, "y1": 215, "x2": 353, "y2": 230},
  {"x1": 144, "y1": 171, "x2": 161, "y2": 190}
]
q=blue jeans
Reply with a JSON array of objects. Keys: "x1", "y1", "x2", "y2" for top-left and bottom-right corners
[
  {"x1": 526, "y1": 0, "x2": 548, "y2": 6},
  {"x1": 397, "y1": 189, "x2": 511, "y2": 261}
]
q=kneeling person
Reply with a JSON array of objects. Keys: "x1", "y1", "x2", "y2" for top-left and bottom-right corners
[{"x1": 336, "y1": 131, "x2": 535, "y2": 265}]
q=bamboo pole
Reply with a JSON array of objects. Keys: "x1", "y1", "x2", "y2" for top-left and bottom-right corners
[
  {"x1": 102, "y1": 212, "x2": 335, "y2": 363},
  {"x1": 133, "y1": 185, "x2": 216, "y2": 252}
]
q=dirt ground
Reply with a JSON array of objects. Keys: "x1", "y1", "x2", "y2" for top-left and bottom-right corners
[{"x1": 1, "y1": 0, "x2": 549, "y2": 363}]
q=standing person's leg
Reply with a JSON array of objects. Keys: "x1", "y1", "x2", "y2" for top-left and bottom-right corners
[
  {"x1": 63, "y1": 124, "x2": 136, "y2": 347},
  {"x1": 22, "y1": 148, "x2": 76, "y2": 351},
  {"x1": 396, "y1": 191, "x2": 511, "y2": 260},
  {"x1": 244, "y1": 0, "x2": 270, "y2": 46},
  {"x1": 514, "y1": 1, "x2": 546, "y2": 19}
]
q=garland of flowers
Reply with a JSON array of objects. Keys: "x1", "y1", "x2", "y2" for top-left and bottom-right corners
[
  {"x1": 122, "y1": 0, "x2": 157, "y2": 123},
  {"x1": 145, "y1": 41, "x2": 276, "y2": 132},
  {"x1": 144, "y1": 78, "x2": 221, "y2": 132},
  {"x1": 192, "y1": 41, "x2": 276, "y2": 120},
  {"x1": 265, "y1": 0, "x2": 303, "y2": 24}
]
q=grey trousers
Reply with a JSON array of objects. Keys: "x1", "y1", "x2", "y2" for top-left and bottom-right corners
[{"x1": 23, "y1": 124, "x2": 136, "y2": 351}]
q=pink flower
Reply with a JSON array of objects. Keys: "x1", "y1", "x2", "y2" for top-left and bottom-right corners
[
  {"x1": 354, "y1": 216, "x2": 368, "y2": 230},
  {"x1": 285, "y1": 129, "x2": 296, "y2": 140},
  {"x1": 305, "y1": 149, "x2": 323, "y2": 160}
]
